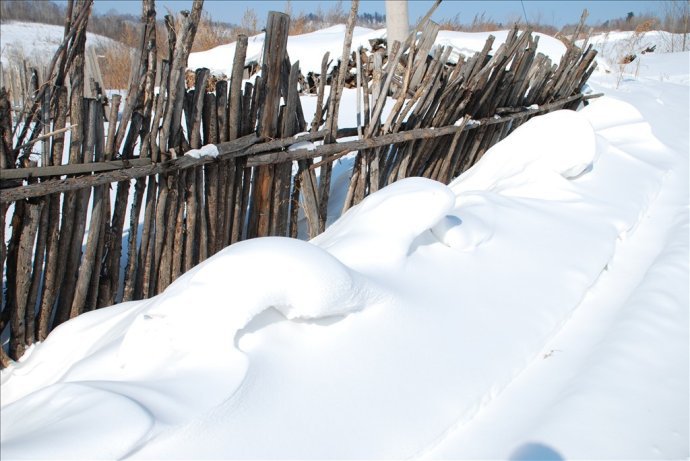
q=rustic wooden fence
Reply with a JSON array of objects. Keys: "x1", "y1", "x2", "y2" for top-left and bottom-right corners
[{"x1": 0, "y1": 0, "x2": 598, "y2": 366}]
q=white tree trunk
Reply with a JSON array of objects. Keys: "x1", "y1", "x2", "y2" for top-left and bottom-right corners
[{"x1": 385, "y1": 0, "x2": 409, "y2": 48}]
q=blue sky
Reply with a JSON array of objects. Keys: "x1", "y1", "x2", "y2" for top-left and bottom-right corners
[{"x1": 89, "y1": 0, "x2": 663, "y2": 28}]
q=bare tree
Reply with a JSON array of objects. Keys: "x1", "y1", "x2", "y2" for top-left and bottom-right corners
[{"x1": 661, "y1": 0, "x2": 689, "y2": 51}]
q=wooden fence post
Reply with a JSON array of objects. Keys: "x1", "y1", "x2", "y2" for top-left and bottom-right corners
[
  {"x1": 52, "y1": 2, "x2": 90, "y2": 328},
  {"x1": 247, "y1": 12, "x2": 289, "y2": 239}
]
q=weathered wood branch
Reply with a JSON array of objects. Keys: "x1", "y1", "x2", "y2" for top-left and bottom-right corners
[
  {"x1": 13, "y1": 125, "x2": 75, "y2": 153},
  {"x1": 0, "y1": 93, "x2": 602, "y2": 203},
  {"x1": 1, "y1": 134, "x2": 259, "y2": 202},
  {"x1": 1, "y1": 128, "x2": 362, "y2": 181}
]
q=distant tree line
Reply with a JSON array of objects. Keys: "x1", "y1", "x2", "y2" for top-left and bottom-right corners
[{"x1": 1, "y1": 0, "x2": 67, "y2": 28}]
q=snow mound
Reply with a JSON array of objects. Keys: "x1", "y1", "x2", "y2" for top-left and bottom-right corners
[
  {"x1": 133, "y1": 237, "x2": 376, "y2": 330},
  {"x1": 118, "y1": 236, "x2": 385, "y2": 382},
  {"x1": 1, "y1": 236, "x2": 389, "y2": 457},
  {"x1": 432, "y1": 194, "x2": 496, "y2": 251},
  {"x1": 451, "y1": 110, "x2": 597, "y2": 198},
  {"x1": 1, "y1": 382, "x2": 153, "y2": 459},
  {"x1": 312, "y1": 177, "x2": 456, "y2": 272}
]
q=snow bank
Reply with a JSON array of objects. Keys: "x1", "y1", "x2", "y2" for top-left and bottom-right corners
[
  {"x1": 436, "y1": 29, "x2": 567, "y2": 64},
  {"x1": 1, "y1": 235, "x2": 387, "y2": 458},
  {"x1": 188, "y1": 26, "x2": 568, "y2": 77},
  {"x1": 188, "y1": 25, "x2": 381, "y2": 76},
  {"x1": 4, "y1": 88, "x2": 686, "y2": 458},
  {"x1": 427, "y1": 74, "x2": 689, "y2": 460},
  {"x1": 313, "y1": 177, "x2": 456, "y2": 273},
  {"x1": 0, "y1": 21, "x2": 118, "y2": 65},
  {"x1": 451, "y1": 110, "x2": 598, "y2": 198}
]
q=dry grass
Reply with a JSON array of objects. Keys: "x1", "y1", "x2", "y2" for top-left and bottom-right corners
[
  {"x1": 613, "y1": 18, "x2": 658, "y2": 87},
  {"x1": 289, "y1": 12, "x2": 311, "y2": 35},
  {"x1": 437, "y1": 13, "x2": 501, "y2": 32},
  {"x1": 100, "y1": 43, "x2": 134, "y2": 90},
  {"x1": 437, "y1": 11, "x2": 558, "y2": 36},
  {"x1": 191, "y1": 12, "x2": 234, "y2": 52},
  {"x1": 99, "y1": 8, "x2": 235, "y2": 89},
  {"x1": 634, "y1": 18, "x2": 658, "y2": 35},
  {"x1": 235, "y1": 7, "x2": 260, "y2": 37},
  {"x1": 98, "y1": 22, "x2": 140, "y2": 90}
]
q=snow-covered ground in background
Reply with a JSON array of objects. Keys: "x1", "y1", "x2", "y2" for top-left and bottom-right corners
[
  {"x1": 0, "y1": 21, "x2": 117, "y2": 66},
  {"x1": 189, "y1": 25, "x2": 378, "y2": 76},
  {"x1": 579, "y1": 30, "x2": 690, "y2": 84},
  {"x1": 1, "y1": 25, "x2": 689, "y2": 460},
  {"x1": 436, "y1": 28, "x2": 566, "y2": 63},
  {"x1": 189, "y1": 24, "x2": 567, "y2": 76}
]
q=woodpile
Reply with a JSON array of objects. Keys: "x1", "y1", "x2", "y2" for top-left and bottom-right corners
[{"x1": 0, "y1": 0, "x2": 598, "y2": 366}]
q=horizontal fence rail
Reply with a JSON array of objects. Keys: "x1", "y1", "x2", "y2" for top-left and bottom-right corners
[{"x1": 0, "y1": 92, "x2": 604, "y2": 201}]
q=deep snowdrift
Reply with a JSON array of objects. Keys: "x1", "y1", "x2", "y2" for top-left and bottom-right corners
[{"x1": 1, "y1": 25, "x2": 688, "y2": 460}]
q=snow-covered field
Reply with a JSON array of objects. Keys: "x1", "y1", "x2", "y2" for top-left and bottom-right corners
[
  {"x1": 1, "y1": 26, "x2": 688, "y2": 460},
  {"x1": 0, "y1": 21, "x2": 117, "y2": 66},
  {"x1": 580, "y1": 30, "x2": 690, "y2": 84},
  {"x1": 189, "y1": 24, "x2": 567, "y2": 76}
]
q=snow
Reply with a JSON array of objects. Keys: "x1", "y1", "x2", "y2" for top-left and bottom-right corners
[
  {"x1": 1, "y1": 24, "x2": 689, "y2": 460},
  {"x1": 288, "y1": 140, "x2": 316, "y2": 151},
  {"x1": 188, "y1": 25, "x2": 568, "y2": 76},
  {"x1": 188, "y1": 25, "x2": 382, "y2": 76},
  {"x1": 579, "y1": 30, "x2": 690, "y2": 84},
  {"x1": 452, "y1": 110, "x2": 598, "y2": 198},
  {"x1": 0, "y1": 21, "x2": 117, "y2": 66},
  {"x1": 183, "y1": 144, "x2": 219, "y2": 159},
  {"x1": 436, "y1": 29, "x2": 567, "y2": 64}
]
